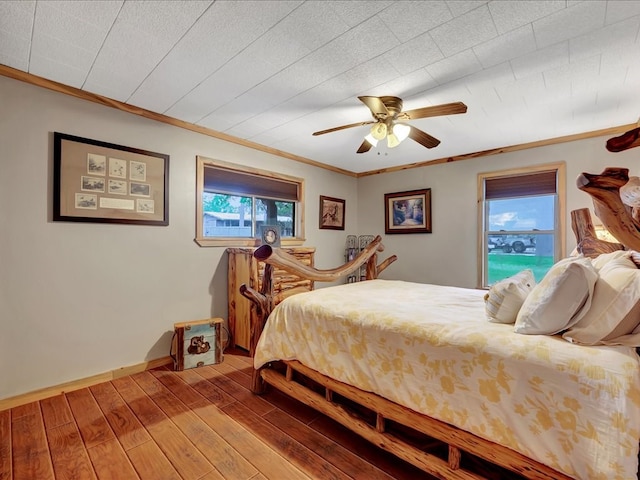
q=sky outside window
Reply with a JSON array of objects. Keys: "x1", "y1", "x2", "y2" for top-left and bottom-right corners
[{"x1": 488, "y1": 195, "x2": 555, "y2": 231}]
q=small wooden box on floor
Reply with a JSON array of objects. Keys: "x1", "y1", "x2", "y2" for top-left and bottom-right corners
[
  {"x1": 171, "y1": 318, "x2": 224, "y2": 371},
  {"x1": 227, "y1": 247, "x2": 315, "y2": 351}
]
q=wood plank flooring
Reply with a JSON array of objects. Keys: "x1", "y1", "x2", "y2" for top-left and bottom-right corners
[{"x1": 0, "y1": 349, "x2": 432, "y2": 480}]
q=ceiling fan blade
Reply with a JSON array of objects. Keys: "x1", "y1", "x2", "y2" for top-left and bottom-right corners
[
  {"x1": 356, "y1": 139, "x2": 374, "y2": 154},
  {"x1": 312, "y1": 120, "x2": 374, "y2": 136},
  {"x1": 401, "y1": 102, "x2": 467, "y2": 120},
  {"x1": 358, "y1": 96, "x2": 389, "y2": 116},
  {"x1": 409, "y1": 126, "x2": 441, "y2": 149}
]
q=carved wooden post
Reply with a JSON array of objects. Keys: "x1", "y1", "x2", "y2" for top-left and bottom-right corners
[
  {"x1": 240, "y1": 263, "x2": 274, "y2": 393},
  {"x1": 570, "y1": 208, "x2": 623, "y2": 257},
  {"x1": 606, "y1": 126, "x2": 640, "y2": 152},
  {"x1": 254, "y1": 263, "x2": 274, "y2": 356},
  {"x1": 365, "y1": 253, "x2": 378, "y2": 280},
  {"x1": 571, "y1": 208, "x2": 596, "y2": 244},
  {"x1": 576, "y1": 168, "x2": 640, "y2": 251},
  {"x1": 376, "y1": 255, "x2": 398, "y2": 275}
]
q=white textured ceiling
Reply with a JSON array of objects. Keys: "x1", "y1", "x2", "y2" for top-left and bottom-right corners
[{"x1": 2, "y1": 0, "x2": 640, "y2": 174}]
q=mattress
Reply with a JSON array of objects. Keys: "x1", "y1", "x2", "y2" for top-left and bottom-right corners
[{"x1": 254, "y1": 279, "x2": 640, "y2": 479}]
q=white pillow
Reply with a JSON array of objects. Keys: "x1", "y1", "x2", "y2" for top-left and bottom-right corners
[
  {"x1": 485, "y1": 270, "x2": 536, "y2": 324},
  {"x1": 514, "y1": 256, "x2": 598, "y2": 335},
  {"x1": 590, "y1": 250, "x2": 631, "y2": 271},
  {"x1": 563, "y1": 256, "x2": 640, "y2": 346}
]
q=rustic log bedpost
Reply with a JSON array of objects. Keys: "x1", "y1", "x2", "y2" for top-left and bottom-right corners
[
  {"x1": 570, "y1": 207, "x2": 597, "y2": 243},
  {"x1": 239, "y1": 262, "x2": 274, "y2": 393},
  {"x1": 606, "y1": 125, "x2": 640, "y2": 152},
  {"x1": 574, "y1": 168, "x2": 640, "y2": 253},
  {"x1": 570, "y1": 208, "x2": 625, "y2": 257},
  {"x1": 240, "y1": 235, "x2": 397, "y2": 394}
]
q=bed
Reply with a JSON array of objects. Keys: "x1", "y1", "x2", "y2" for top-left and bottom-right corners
[
  {"x1": 240, "y1": 171, "x2": 640, "y2": 479},
  {"x1": 252, "y1": 276, "x2": 640, "y2": 479}
]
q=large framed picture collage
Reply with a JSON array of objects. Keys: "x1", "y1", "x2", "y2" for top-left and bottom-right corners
[{"x1": 53, "y1": 132, "x2": 169, "y2": 226}]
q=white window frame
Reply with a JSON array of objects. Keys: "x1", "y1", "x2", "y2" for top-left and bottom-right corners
[
  {"x1": 476, "y1": 162, "x2": 566, "y2": 288},
  {"x1": 195, "y1": 156, "x2": 305, "y2": 247}
]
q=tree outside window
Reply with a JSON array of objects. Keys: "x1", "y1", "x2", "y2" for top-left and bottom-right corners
[{"x1": 196, "y1": 157, "x2": 303, "y2": 247}]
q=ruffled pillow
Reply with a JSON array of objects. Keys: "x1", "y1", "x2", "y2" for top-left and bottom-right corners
[{"x1": 485, "y1": 270, "x2": 536, "y2": 324}]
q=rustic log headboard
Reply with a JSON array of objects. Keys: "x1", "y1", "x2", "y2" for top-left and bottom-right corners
[{"x1": 239, "y1": 234, "x2": 397, "y2": 392}]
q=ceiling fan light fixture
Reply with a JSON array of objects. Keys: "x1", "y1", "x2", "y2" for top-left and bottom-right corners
[
  {"x1": 312, "y1": 95, "x2": 465, "y2": 153},
  {"x1": 393, "y1": 123, "x2": 411, "y2": 142},
  {"x1": 364, "y1": 133, "x2": 378, "y2": 147},
  {"x1": 387, "y1": 132, "x2": 401, "y2": 148},
  {"x1": 370, "y1": 122, "x2": 387, "y2": 140}
]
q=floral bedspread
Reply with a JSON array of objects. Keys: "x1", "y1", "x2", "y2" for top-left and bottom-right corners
[{"x1": 254, "y1": 280, "x2": 640, "y2": 479}]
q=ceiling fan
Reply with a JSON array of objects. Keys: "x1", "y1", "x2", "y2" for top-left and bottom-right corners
[{"x1": 312, "y1": 96, "x2": 467, "y2": 154}]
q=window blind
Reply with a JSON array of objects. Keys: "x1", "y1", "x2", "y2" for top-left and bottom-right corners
[
  {"x1": 203, "y1": 166, "x2": 299, "y2": 201},
  {"x1": 485, "y1": 170, "x2": 557, "y2": 199}
]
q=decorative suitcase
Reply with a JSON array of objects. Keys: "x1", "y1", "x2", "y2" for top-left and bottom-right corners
[{"x1": 171, "y1": 318, "x2": 224, "y2": 371}]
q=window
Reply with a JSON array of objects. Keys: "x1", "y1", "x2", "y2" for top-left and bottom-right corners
[
  {"x1": 478, "y1": 163, "x2": 565, "y2": 287},
  {"x1": 196, "y1": 156, "x2": 305, "y2": 247}
]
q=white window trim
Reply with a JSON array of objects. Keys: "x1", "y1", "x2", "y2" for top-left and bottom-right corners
[
  {"x1": 476, "y1": 162, "x2": 566, "y2": 288},
  {"x1": 195, "y1": 156, "x2": 306, "y2": 247}
]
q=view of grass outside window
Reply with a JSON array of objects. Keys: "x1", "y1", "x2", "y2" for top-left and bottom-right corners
[
  {"x1": 486, "y1": 195, "x2": 556, "y2": 284},
  {"x1": 479, "y1": 165, "x2": 564, "y2": 287},
  {"x1": 195, "y1": 156, "x2": 303, "y2": 247}
]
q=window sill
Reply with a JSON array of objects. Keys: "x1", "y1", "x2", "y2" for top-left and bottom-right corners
[{"x1": 195, "y1": 237, "x2": 306, "y2": 248}]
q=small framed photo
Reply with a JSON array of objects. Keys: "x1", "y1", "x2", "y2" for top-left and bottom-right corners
[
  {"x1": 319, "y1": 195, "x2": 345, "y2": 230},
  {"x1": 259, "y1": 224, "x2": 281, "y2": 247},
  {"x1": 384, "y1": 188, "x2": 432, "y2": 234}
]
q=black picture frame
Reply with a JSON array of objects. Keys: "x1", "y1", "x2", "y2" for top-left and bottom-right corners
[
  {"x1": 53, "y1": 132, "x2": 169, "y2": 225},
  {"x1": 319, "y1": 195, "x2": 345, "y2": 230}
]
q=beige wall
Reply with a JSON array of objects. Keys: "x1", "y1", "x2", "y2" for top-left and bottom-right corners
[
  {"x1": 0, "y1": 76, "x2": 357, "y2": 400},
  {"x1": 3, "y1": 73, "x2": 639, "y2": 401},
  {"x1": 360, "y1": 137, "x2": 640, "y2": 288}
]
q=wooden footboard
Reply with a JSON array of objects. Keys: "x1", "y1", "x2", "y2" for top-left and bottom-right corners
[{"x1": 262, "y1": 360, "x2": 573, "y2": 480}]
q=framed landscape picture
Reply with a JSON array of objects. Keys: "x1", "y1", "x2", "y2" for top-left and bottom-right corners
[{"x1": 384, "y1": 188, "x2": 431, "y2": 234}]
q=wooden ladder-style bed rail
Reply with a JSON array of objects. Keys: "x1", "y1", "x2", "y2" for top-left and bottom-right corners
[
  {"x1": 263, "y1": 362, "x2": 481, "y2": 480},
  {"x1": 262, "y1": 360, "x2": 571, "y2": 480}
]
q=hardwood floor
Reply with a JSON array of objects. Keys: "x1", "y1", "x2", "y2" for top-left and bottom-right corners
[{"x1": 0, "y1": 349, "x2": 431, "y2": 480}]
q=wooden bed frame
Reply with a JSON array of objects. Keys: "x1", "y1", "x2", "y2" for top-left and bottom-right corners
[
  {"x1": 240, "y1": 237, "x2": 573, "y2": 479},
  {"x1": 240, "y1": 169, "x2": 640, "y2": 479}
]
